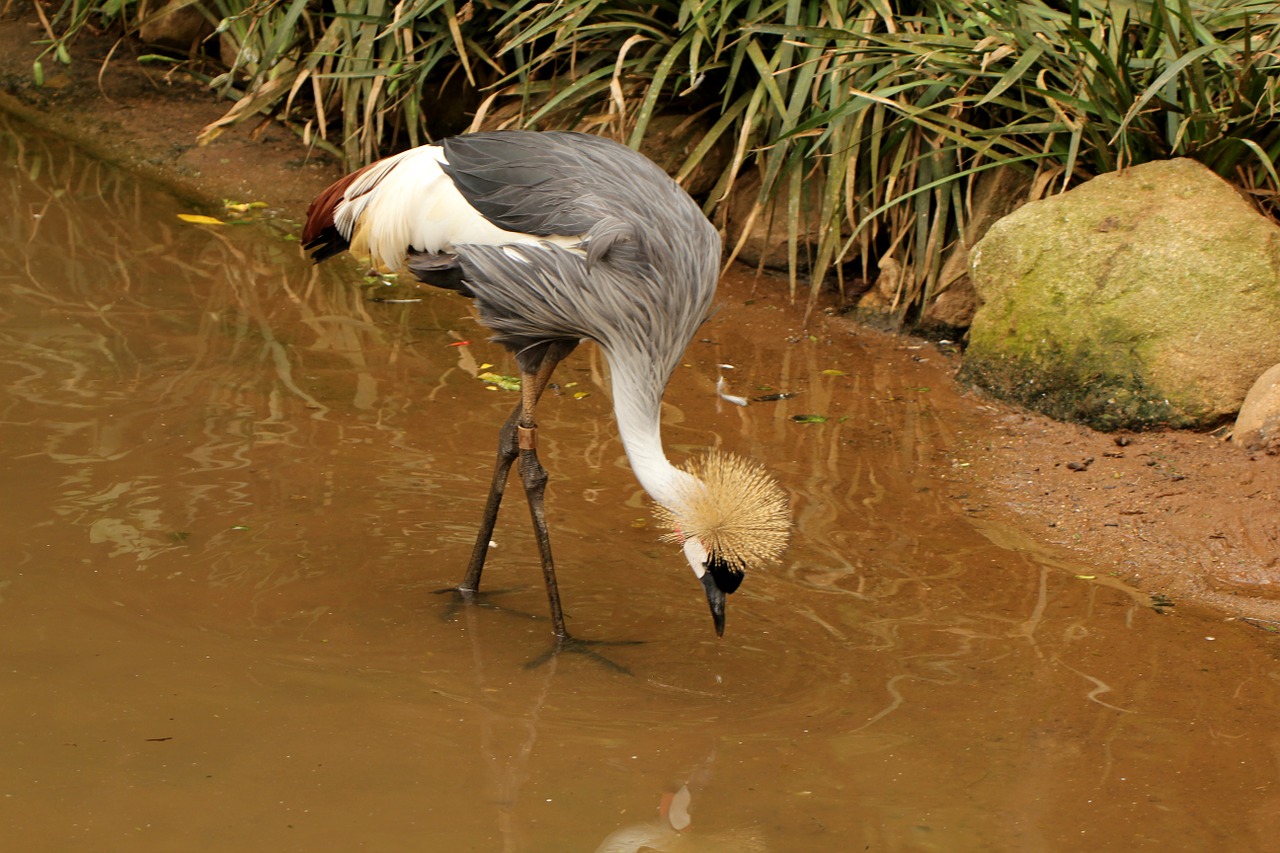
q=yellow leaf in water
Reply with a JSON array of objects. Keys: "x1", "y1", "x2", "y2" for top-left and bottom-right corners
[
  {"x1": 821, "y1": 369, "x2": 847, "y2": 376},
  {"x1": 573, "y1": 391, "x2": 590, "y2": 400},
  {"x1": 223, "y1": 200, "x2": 267, "y2": 213},
  {"x1": 478, "y1": 363, "x2": 493, "y2": 370},
  {"x1": 177, "y1": 214, "x2": 225, "y2": 225}
]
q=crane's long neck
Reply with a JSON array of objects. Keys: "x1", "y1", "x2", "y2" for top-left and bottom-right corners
[{"x1": 603, "y1": 344, "x2": 697, "y2": 511}]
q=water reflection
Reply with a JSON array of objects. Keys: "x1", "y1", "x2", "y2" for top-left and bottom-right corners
[
  {"x1": 3, "y1": 111, "x2": 1280, "y2": 851},
  {"x1": 594, "y1": 748, "x2": 768, "y2": 853}
]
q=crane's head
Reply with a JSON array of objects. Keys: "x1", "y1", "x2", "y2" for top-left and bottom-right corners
[{"x1": 654, "y1": 452, "x2": 790, "y2": 636}]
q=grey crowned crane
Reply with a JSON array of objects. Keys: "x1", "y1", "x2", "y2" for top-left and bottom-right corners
[{"x1": 302, "y1": 130, "x2": 788, "y2": 639}]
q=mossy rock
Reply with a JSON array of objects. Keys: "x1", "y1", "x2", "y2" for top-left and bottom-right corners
[{"x1": 960, "y1": 158, "x2": 1280, "y2": 431}]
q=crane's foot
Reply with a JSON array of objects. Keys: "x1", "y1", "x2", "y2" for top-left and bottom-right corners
[
  {"x1": 524, "y1": 634, "x2": 645, "y2": 675},
  {"x1": 433, "y1": 585, "x2": 540, "y2": 624},
  {"x1": 435, "y1": 588, "x2": 643, "y2": 673}
]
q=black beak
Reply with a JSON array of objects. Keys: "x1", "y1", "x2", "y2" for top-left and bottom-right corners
[{"x1": 700, "y1": 572, "x2": 727, "y2": 637}]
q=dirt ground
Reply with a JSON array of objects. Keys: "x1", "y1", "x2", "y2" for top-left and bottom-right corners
[
  {"x1": 0, "y1": 10, "x2": 340, "y2": 213},
  {"x1": 4, "y1": 10, "x2": 1277, "y2": 624}
]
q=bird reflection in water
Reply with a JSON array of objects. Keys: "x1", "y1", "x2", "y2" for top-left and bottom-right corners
[{"x1": 594, "y1": 750, "x2": 767, "y2": 853}]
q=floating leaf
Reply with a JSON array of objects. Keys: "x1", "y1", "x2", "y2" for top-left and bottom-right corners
[
  {"x1": 478, "y1": 372, "x2": 521, "y2": 391},
  {"x1": 791, "y1": 414, "x2": 829, "y2": 424},
  {"x1": 177, "y1": 214, "x2": 225, "y2": 225},
  {"x1": 223, "y1": 200, "x2": 267, "y2": 213},
  {"x1": 573, "y1": 391, "x2": 591, "y2": 400},
  {"x1": 821, "y1": 369, "x2": 846, "y2": 376}
]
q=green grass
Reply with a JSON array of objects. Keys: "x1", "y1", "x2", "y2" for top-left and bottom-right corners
[{"x1": 37, "y1": 0, "x2": 1280, "y2": 323}]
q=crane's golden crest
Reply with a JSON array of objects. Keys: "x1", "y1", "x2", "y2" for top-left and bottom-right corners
[{"x1": 655, "y1": 451, "x2": 790, "y2": 567}]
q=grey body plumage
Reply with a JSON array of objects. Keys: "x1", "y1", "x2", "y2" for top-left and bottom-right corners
[{"x1": 434, "y1": 132, "x2": 720, "y2": 378}]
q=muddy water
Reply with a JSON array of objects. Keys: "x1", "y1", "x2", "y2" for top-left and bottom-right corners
[{"x1": 3, "y1": 113, "x2": 1279, "y2": 852}]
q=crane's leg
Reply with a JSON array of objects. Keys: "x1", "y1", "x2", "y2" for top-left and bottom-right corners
[
  {"x1": 512, "y1": 341, "x2": 576, "y2": 639},
  {"x1": 456, "y1": 399, "x2": 522, "y2": 593},
  {"x1": 456, "y1": 340, "x2": 575, "y2": 638},
  {"x1": 519, "y1": 382, "x2": 642, "y2": 665}
]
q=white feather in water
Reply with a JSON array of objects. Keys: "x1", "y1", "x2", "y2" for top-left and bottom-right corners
[{"x1": 715, "y1": 376, "x2": 749, "y2": 407}]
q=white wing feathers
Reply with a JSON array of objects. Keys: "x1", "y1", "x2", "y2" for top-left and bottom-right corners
[{"x1": 334, "y1": 145, "x2": 583, "y2": 274}]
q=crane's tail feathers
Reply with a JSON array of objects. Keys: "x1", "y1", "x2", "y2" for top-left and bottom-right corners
[
  {"x1": 302, "y1": 228, "x2": 351, "y2": 264},
  {"x1": 302, "y1": 165, "x2": 373, "y2": 250}
]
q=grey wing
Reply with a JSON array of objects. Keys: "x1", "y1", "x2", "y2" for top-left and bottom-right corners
[{"x1": 439, "y1": 131, "x2": 645, "y2": 264}]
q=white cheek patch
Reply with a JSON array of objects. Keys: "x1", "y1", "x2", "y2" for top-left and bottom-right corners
[{"x1": 683, "y1": 537, "x2": 708, "y2": 578}]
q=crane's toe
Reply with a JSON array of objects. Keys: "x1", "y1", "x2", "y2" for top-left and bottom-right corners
[{"x1": 525, "y1": 634, "x2": 644, "y2": 675}]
